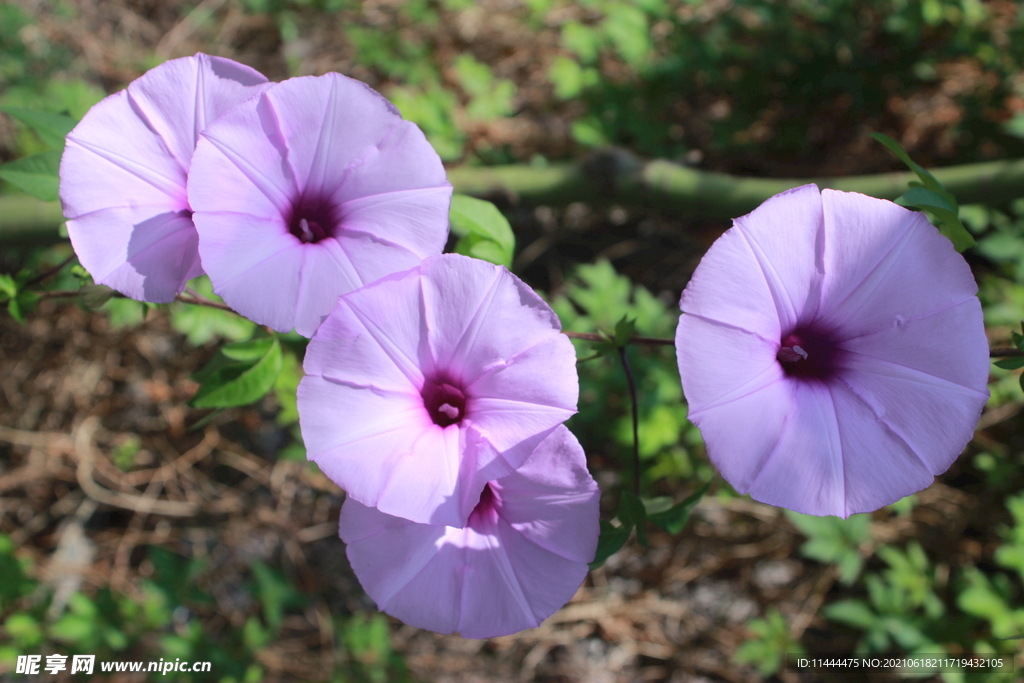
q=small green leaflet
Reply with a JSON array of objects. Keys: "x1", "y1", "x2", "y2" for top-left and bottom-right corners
[
  {"x1": 646, "y1": 480, "x2": 711, "y2": 534},
  {"x1": 0, "y1": 150, "x2": 61, "y2": 201},
  {"x1": 190, "y1": 335, "x2": 283, "y2": 409},
  {"x1": 448, "y1": 194, "x2": 516, "y2": 268},
  {"x1": 589, "y1": 520, "x2": 632, "y2": 570},
  {"x1": 871, "y1": 132, "x2": 975, "y2": 252},
  {"x1": 618, "y1": 490, "x2": 649, "y2": 547},
  {"x1": 0, "y1": 106, "x2": 77, "y2": 150},
  {"x1": 0, "y1": 272, "x2": 39, "y2": 323}
]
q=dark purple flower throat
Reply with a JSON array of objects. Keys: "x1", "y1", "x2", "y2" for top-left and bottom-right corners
[
  {"x1": 287, "y1": 195, "x2": 337, "y2": 244},
  {"x1": 776, "y1": 326, "x2": 843, "y2": 380},
  {"x1": 421, "y1": 378, "x2": 468, "y2": 428}
]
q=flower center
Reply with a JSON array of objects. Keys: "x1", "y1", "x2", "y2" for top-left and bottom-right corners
[
  {"x1": 467, "y1": 483, "x2": 501, "y2": 527},
  {"x1": 420, "y1": 378, "x2": 468, "y2": 428},
  {"x1": 287, "y1": 195, "x2": 337, "y2": 244},
  {"x1": 776, "y1": 328, "x2": 843, "y2": 380}
]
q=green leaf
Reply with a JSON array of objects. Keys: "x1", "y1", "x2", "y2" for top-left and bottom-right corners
[
  {"x1": 0, "y1": 274, "x2": 16, "y2": 300},
  {"x1": 648, "y1": 480, "x2": 711, "y2": 534},
  {"x1": 824, "y1": 599, "x2": 878, "y2": 629},
  {"x1": 612, "y1": 315, "x2": 636, "y2": 348},
  {"x1": 243, "y1": 616, "x2": 271, "y2": 650},
  {"x1": 895, "y1": 187, "x2": 975, "y2": 251},
  {"x1": 220, "y1": 337, "x2": 278, "y2": 363},
  {"x1": 80, "y1": 284, "x2": 116, "y2": 308},
  {"x1": 995, "y1": 357, "x2": 1024, "y2": 370},
  {"x1": 190, "y1": 336, "x2": 283, "y2": 409},
  {"x1": 0, "y1": 150, "x2": 61, "y2": 200},
  {"x1": 171, "y1": 276, "x2": 256, "y2": 345},
  {"x1": 548, "y1": 56, "x2": 585, "y2": 99},
  {"x1": 4, "y1": 614, "x2": 43, "y2": 647},
  {"x1": 0, "y1": 106, "x2": 77, "y2": 149},
  {"x1": 872, "y1": 132, "x2": 975, "y2": 251},
  {"x1": 249, "y1": 561, "x2": 304, "y2": 633},
  {"x1": 48, "y1": 614, "x2": 96, "y2": 646},
  {"x1": 449, "y1": 194, "x2": 515, "y2": 267},
  {"x1": 618, "y1": 490, "x2": 649, "y2": 546},
  {"x1": 589, "y1": 520, "x2": 633, "y2": 569}
]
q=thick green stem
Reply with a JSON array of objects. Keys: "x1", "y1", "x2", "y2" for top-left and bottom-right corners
[{"x1": 7, "y1": 151, "x2": 1024, "y2": 244}]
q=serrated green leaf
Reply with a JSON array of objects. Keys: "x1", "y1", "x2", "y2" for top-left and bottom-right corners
[
  {"x1": 0, "y1": 106, "x2": 77, "y2": 149},
  {"x1": 613, "y1": 315, "x2": 636, "y2": 347},
  {"x1": 618, "y1": 490, "x2": 649, "y2": 546},
  {"x1": 648, "y1": 480, "x2": 711, "y2": 534},
  {"x1": 190, "y1": 336, "x2": 283, "y2": 409},
  {"x1": 589, "y1": 520, "x2": 633, "y2": 569},
  {"x1": 449, "y1": 194, "x2": 515, "y2": 268},
  {"x1": 995, "y1": 357, "x2": 1024, "y2": 370},
  {"x1": 1013, "y1": 331, "x2": 1024, "y2": 350},
  {"x1": 0, "y1": 150, "x2": 61, "y2": 200}
]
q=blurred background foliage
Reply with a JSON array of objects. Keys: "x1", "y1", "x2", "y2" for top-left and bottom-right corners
[{"x1": 5, "y1": 0, "x2": 1024, "y2": 681}]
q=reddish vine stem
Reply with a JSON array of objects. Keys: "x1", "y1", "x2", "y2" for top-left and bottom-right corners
[
  {"x1": 563, "y1": 330, "x2": 674, "y2": 346},
  {"x1": 25, "y1": 254, "x2": 77, "y2": 287},
  {"x1": 24, "y1": 289, "x2": 1024, "y2": 360},
  {"x1": 177, "y1": 291, "x2": 233, "y2": 312}
]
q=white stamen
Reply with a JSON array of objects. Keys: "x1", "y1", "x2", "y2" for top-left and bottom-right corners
[
  {"x1": 437, "y1": 403, "x2": 460, "y2": 420},
  {"x1": 299, "y1": 218, "x2": 314, "y2": 242},
  {"x1": 778, "y1": 345, "x2": 809, "y2": 363}
]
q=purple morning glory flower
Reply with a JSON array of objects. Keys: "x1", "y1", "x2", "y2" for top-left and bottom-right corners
[
  {"x1": 60, "y1": 53, "x2": 269, "y2": 303},
  {"x1": 187, "y1": 72, "x2": 452, "y2": 337},
  {"x1": 676, "y1": 185, "x2": 989, "y2": 517},
  {"x1": 339, "y1": 425, "x2": 600, "y2": 639},
  {"x1": 297, "y1": 253, "x2": 578, "y2": 527}
]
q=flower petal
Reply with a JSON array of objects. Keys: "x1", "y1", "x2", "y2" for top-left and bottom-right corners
[
  {"x1": 421, "y1": 256, "x2": 567, "y2": 379},
  {"x1": 339, "y1": 425, "x2": 599, "y2": 638},
  {"x1": 838, "y1": 338, "x2": 987, "y2": 477},
  {"x1": 679, "y1": 224, "x2": 783, "y2": 342},
  {"x1": 124, "y1": 53, "x2": 268, "y2": 171},
  {"x1": 62, "y1": 54, "x2": 267, "y2": 302},
  {"x1": 339, "y1": 501, "x2": 462, "y2": 635},
  {"x1": 827, "y1": 381, "x2": 935, "y2": 516},
  {"x1": 458, "y1": 520, "x2": 586, "y2": 639},
  {"x1": 676, "y1": 312, "x2": 783, "y2": 413},
  {"x1": 300, "y1": 372, "x2": 496, "y2": 528},
  {"x1": 496, "y1": 427, "x2": 601, "y2": 564},
  {"x1": 302, "y1": 254, "x2": 579, "y2": 527},
  {"x1": 817, "y1": 190, "x2": 981, "y2": 339},
  {"x1": 731, "y1": 184, "x2": 825, "y2": 331},
  {"x1": 686, "y1": 376, "x2": 793, "y2": 497},
  {"x1": 190, "y1": 72, "x2": 450, "y2": 335},
  {"x1": 745, "y1": 380, "x2": 845, "y2": 516}
]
